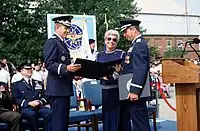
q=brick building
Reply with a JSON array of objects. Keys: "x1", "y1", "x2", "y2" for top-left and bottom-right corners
[{"x1": 136, "y1": 0, "x2": 200, "y2": 59}]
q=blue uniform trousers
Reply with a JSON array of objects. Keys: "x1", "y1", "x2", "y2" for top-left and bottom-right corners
[
  {"x1": 21, "y1": 107, "x2": 52, "y2": 131},
  {"x1": 102, "y1": 88, "x2": 120, "y2": 131},
  {"x1": 119, "y1": 99, "x2": 150, "y2": 131},
  {"x1": 50, "y1": 96, "x2": 70, "y2": 131}
]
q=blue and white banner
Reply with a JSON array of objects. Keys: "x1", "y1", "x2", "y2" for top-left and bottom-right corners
[{"x1": 47, "y1": 14, "x2": 97, "y2": 60}]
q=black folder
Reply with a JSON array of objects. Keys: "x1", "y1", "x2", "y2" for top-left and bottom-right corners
[
  {"x1": 73, "y1": 58, "x2": 122, "y2": 79},
  {"x1": 118, "y1": 72, "x2": 152, "y2": 100}
]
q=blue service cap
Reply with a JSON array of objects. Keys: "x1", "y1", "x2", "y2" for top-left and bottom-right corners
[
  {"x1": 52, "y1": 15, "x2": 74, "y2": 27},
  {"x1": 0, "y1": 81, "x2": 6, "y2": 86},
  {"x1": 89, "y1": 39, "x2": 95, "y2": 44},
  {"x1": 18, "y1": 63, "x2": 32, "y2": 70},
  {"x1": 119, "y1": 19, "x2": 141, "y2": 32}
]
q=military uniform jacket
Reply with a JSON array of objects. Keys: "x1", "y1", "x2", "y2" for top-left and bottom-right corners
[
  {"x1": 123, "y1": 35, "x2": 150, "y2": 95},
  {"x1": 43, "y1": 34, "x2": 73, "y2": 96},
  {"x1": 12, "y1": 79, "x2": 48, "y2": 109}
]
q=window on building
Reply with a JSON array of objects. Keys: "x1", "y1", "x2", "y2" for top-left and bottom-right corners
[{"x1": 166, "y1": 39, "x2": 172, "y2": 49}]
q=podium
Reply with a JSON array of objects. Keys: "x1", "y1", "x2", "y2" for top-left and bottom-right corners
[{"x1": 162, "y1": 58, "x2": 200, "y2": 131}]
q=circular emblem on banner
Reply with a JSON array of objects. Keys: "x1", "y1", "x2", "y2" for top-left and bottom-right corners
[
  {"x1": 64, "y1": 24, "x2": 83, "y2": 50},
  {"x1": 126, "y1": 79, "x2": 132, "y2": 91}
]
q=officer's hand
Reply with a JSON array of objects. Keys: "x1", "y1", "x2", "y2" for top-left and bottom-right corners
[
  {"x1": 113, "y1": 64, "x2": 123, "y2": 73},
  {"x1": 103, "y1": 77, "x2": 108, "y2": 80},
  {"x1": 28, "y1": 100, "x2": 40, "y2": 107},
  {"x1": 67, "y1": 64, "x2": 81, "y2": 72},
  {"x1": 127, "y1": 93, "x2": 139, "y2": 101}
]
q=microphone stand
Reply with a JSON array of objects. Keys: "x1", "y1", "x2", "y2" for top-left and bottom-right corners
[
  {"x1": 181, "y1": 42, "x2": 200, "y2": 61},
  {"x1": 180, "y1": 42, "x2": 188, "y2": 58},
  {"x1": 188, "y1": 43, "x2": 200, "y2": 61}
]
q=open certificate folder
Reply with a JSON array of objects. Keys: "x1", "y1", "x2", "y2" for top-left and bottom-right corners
[{"x1": 73, "y1": 58, "x2": 122, "y2": 79}]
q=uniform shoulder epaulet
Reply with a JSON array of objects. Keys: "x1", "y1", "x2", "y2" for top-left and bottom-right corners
[
  {"x1": 136, "y1": 38, "x2": 142, "y2": 43},
  {"x1": 50, "y1": 36, "x2": 56, "y2": 39}
]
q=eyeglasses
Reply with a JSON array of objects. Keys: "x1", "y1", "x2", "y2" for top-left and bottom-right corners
[{"x1": 107, "y1": 37, "x2": 117, "y2": 42}]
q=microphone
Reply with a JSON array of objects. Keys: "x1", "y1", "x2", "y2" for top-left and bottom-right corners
[
  {"x1": 192, "y1": 38, "x2": 200, "y2": 44},
  {"x1": 186, "y1": 38, "x2": 200, "y2": 44},
  {"x1": 178, "y1": 38, "x2": 200, "y2": 46}
]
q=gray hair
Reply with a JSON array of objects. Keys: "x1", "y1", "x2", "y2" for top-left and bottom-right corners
[{"x1": 104, "y1": 29, "x2": 120, "y2": 42}]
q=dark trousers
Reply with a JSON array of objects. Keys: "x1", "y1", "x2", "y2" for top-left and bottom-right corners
[
  {"x1": 0, "y1": 111, "x2": 21, "y2": 131},
  {"x1": 119, "y1": 99, "x2": 150, "y2": 131},
  {"x1": 50, "y1": 96, "x2": 70, "y2": 131},
  {"x1": 21, "y1": 107, "x2": 52, "y2": 131},
  {"x1": 102, "y1": 88, "x2": 120, "y2": 131}
]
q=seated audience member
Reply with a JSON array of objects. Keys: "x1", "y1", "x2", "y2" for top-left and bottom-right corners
[
  {"x1": 32, "y1": 63, "x2": 43, "y2": 82},
  {"x1": 11, "y1": 66, "x2": 22, "y2": 84},
  {"x1": 0, "y1": 62, "x2": 11, "y2": 90},
  {"x1": 0, "y1": 82, "x2": 21, "y2": 131},
  {"x1": 12, "y1": 63, "x2": 52, "y2": 131}
]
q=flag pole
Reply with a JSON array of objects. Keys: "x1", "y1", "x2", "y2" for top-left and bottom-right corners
[
  {"x1": 184, "y1": 0, "x2": 189, "y2": 35},
  {"x1": 104, "y1": 12, "x2": 109, "y2": 31}
]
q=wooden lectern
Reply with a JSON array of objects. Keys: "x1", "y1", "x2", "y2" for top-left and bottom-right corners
[{"x1": 162, "y1": 58, "x2": 200, "y2": 131}]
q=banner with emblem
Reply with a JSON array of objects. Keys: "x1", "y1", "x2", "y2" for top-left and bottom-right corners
[{"x1": 47, "y1": 14, "x2": 97, "y2": 60}]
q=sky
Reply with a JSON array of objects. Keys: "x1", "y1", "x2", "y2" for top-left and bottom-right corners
[{"x1": 175, "y1": 0, "x2": 200, "y2": 15}]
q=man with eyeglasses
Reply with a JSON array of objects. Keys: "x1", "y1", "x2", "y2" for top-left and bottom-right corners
[
  {"x1": 43, "y1": 15, "x2": 81, "y2": 131},
  {"x1": 119, "y1": 19, "x2": 151, "y2": 131}
]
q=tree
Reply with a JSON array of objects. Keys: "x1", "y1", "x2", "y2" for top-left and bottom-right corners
[
  {"x1": 0, "y1": 0, "x2": 47, "y2": 65},
  {"x1": 149, "y1": 45, "x2": 160, "y2": 59},
  {"x1": 163, "y1": 47, "x2": 187, "y2": 58},
  {"x1": 0, "y1": 0, "x2": 139, "y2": 66}
]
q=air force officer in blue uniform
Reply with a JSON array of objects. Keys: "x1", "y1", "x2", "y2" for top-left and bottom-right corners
[
  {"x1": 43, "y1": 15, "x2": 81, "y2": 131},
  {"x1": 12, "y1": 63, "x2": 52, "y2": 131},
  {"x1": 119, "y1": 20, "x2": 151, "y2": 131}
]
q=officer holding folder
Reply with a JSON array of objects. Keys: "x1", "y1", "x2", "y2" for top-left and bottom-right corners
[
  {"x1": 43, "y1": 15, "x2": 81, "y2": 131},
  {"x1": 118, "y1": 19, "x2": 151, "y2": 131}
]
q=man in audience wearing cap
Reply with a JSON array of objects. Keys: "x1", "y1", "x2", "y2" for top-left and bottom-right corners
[
  {"x1": 43, "y1": 15, "x2": 81, "y2": 131},
  {"x1": 0, "y1": 81, "x2": 21, "y2": 131},
  {"x1": 119, "y1": 19, "x2": 151, "y2": 131},
  {"x1": 87, "y1": 39, "x2": 98, "y2": 61},
  {"x1": 12, "y1": 63, "x2": 52, "y2": 131}
]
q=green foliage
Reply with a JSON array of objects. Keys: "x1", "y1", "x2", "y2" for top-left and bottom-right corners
[
  {"x1": 149, "y1": 45, "x2": 160, "y2": 59},
  {"x1": 0, "y1": 0, "x2": 139, "y2": 66},
  {"x1": 0, "y1": 0, "x2": 47, "y2": 65},
  {"x1": 163, "y1": 47, "x2": 187, "y2": 58}
]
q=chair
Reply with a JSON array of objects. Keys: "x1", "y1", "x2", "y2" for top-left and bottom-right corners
[
  {"x1": 82, "y1": 80, "x2": 102, "y2": 122},
  {"x1": 147, "y1": 105, "x2": 157, "y2": 131},
  {"x1": 0, "y1": 123, "x2": 8, "y2": 131},
  {"x1": 69, "y1": 84, "x2": 98, "y2": 131},
  {"x1": 21, "y1": 118, "x2": 44, "y2": 131}
]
